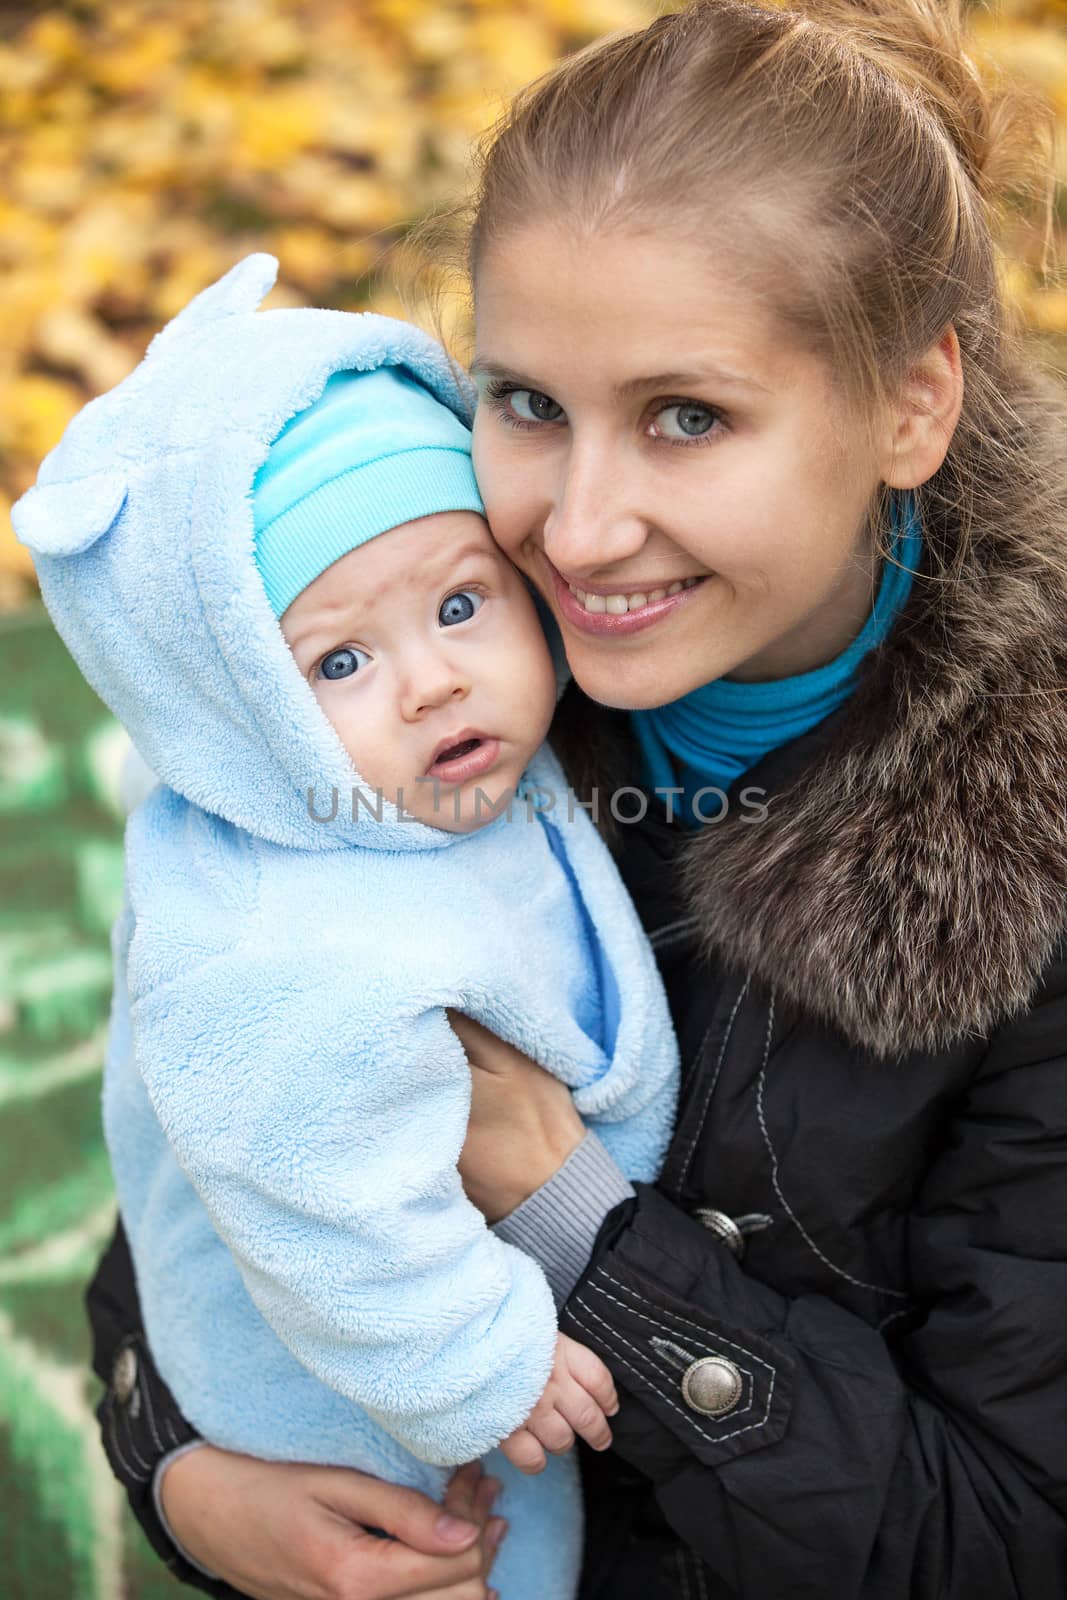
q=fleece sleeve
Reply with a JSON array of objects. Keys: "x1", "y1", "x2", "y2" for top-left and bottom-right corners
[
  {"x1": 558, "y1": 943, "x2": 1067, "y2": 1598},
  {"x1": 128, "y1": 940, "x2": 558, "y2": 1468}
]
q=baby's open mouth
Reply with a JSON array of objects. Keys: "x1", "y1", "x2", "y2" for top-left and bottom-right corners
[
  {"x1": 435, "y1": 737, "x2": 481, "y2": 764},
  {"x1": 425, "y1": 731, "x2": 500, "y2": 783}
]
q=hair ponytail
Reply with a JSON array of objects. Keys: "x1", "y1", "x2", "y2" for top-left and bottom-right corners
[{"x1": 781, "y1": 0, "x2": 1055, "y2": 259}]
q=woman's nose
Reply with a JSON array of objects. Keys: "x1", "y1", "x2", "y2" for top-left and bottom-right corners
[{"x1": 542, "y1": 444, "x2": 650, "y2": 577}]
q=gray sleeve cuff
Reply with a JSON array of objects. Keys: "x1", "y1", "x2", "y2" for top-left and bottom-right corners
[
  {"x1": 152, "y1": 1440, "x2": 222, "y2": 1581},
  {"x1": 491, "y1": 1130, "x2": 635, "y2": 1309}
]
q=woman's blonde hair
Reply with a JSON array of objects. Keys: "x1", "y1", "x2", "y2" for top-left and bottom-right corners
[{"x1": 464, "y1": 0, "x2": 1060, "y2": 583}]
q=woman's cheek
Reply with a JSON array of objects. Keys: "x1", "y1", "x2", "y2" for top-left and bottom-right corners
[{"x1": 473, "y1": 431, "x2": 523, "y2": 562}]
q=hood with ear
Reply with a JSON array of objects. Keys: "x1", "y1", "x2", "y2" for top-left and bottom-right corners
[{"x1": 12, "y1": 254, "x2": 520, "y2": 855}]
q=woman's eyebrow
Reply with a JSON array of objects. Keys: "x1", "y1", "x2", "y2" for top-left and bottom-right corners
[
  {"x1": 615, "y1": 365, "x2": 771, "y2": 396},
  {"x1": 470, "y1": 357, "x2": 769, "y2": 395},
  {"x1": 469, "y1": 359, "x2": 534, "y2": 387}
]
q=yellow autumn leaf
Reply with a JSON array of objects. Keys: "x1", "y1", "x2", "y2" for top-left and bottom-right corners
[
  {"x1": 0, "y1": 493, "x2": 37, "y2": 581},
  {"x1": 152, "y1": 246, "x2": 239, "y2": 320},
  {"x1": 229, "y1": 87, "x2": 326, "y2": 170},
  {"x1": 1026, "y1": 286, "x2": 1067, "y2": 331},
  {"x1": 23, "y1": 12, "x2": 82, "y2": 66},
  {"x1": 5, "y1": 375, "x2": 85, "y2": 462},
  {"x1": 470, "y1": 14, "x2": 558, "y2": 87},
  {"x1": 88, "y1": 25, "x2": 182, "y2": 96},
  {"x1": 270, "y1": 225, "x2": 347, "y2": 290}
]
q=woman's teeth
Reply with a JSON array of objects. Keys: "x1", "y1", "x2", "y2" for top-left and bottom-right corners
[{"x1": 567, "y1": 577, "x2": 702, "y2": 614}]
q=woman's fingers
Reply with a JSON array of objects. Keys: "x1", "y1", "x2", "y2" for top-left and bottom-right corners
[
  {"x1": 404, "y1": 1584, "x2": 499, "y2": 1600},
  {"x1": 435, "y1": 1461, "x2": 488, "y2": 1538},
  {"x1": 158, "y1": 1445, "x2": 509, "y2": 1600},
  {"x1": 353, "y1": 1533, "x2": 489, "y2": 1599},
  {"x1": 472, "y1": 1473, "x2": 503, "y2": 1523},
  {"x1": 321, "y1": 1466, "x2": 483, "y2": 1556}
]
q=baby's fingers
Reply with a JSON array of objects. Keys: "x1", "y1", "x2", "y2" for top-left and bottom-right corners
[
  {"x1": 564, "y1": 1341, "x2": 619, "y2": 1417},
  {"x1": 557, "y1": 1385, "x2": 613, "y2": 1452},
  {"x1": 499, "y1": 1426, "x2": 547, "y2": 1476}
]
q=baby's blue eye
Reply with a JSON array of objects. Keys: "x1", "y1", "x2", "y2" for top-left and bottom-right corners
[
  {"x1": 439, "y1": 590, "x2": 483, "y2": 627},
  {"x1": 318, "y1": 646, "x2": 369, "y2": 681}
]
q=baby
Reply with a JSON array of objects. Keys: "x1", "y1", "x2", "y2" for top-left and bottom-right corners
[{"x1": 13, "y1": 255, "x2": 679, "y2": 1600}]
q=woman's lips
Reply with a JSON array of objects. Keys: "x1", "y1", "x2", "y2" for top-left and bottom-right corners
[
  {"x1": 547, "y1": 559, "x2": 709, "y2": 637},
  {"x1": 426, "y1": 736, "x2": 501, "y2": 784}
]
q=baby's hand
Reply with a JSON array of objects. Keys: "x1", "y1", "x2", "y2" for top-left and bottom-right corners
[{"x1": 500, "y1": 1333, "x2": 619, "y2": 1475}]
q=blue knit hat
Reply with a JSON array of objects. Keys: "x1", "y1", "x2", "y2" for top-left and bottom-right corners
[{"x1": 252, "y1": 365, "x2": 485, "y2": 618}]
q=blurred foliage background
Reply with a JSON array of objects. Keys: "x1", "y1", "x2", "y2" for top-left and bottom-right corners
[{"x1": 0, "y1": 2, "x2": 1065, "y2": 1596}]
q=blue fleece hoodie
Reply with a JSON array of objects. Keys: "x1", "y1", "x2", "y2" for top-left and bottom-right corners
[{"x1": 12, "y1": 255, "x2": 679, "y2": 1600}]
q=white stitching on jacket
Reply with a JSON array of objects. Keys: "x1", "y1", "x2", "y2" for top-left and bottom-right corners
[
  {"x1": 106, "y1": 1404, "x2": 145, "y2": 1482},
  {"x1": 676, "y1": 975, "x2": 751, "y2": 1191},
  {"x1": 676, "y1": 1544, "x2": 693, "y2": 1600},
  {"x1": 649, "y1": 1335, "x2": 756, "y2": 1419},
  {"x1": 107, "y1": 1393, "x2": 151, "y2": 1478},
  {"x1": 138, "y1": 1359, "x2": 165, "y2": 1455},
  {"x1": 571, "y1": 1293, "x2": 773, "y2": 1444},
  {"x1": 595, "y1": 1268, "x2": 774, "y2": 1382},
  {"x1": 583, "y1": 1272, "x2": 777, "y2": 1439},
  {"x1": 571, "y1": 1295, "x2": 723, "y2": 1443},
  {"x1": 120, "y1": 1408, "x2": 153, "y2": 1475},
  {"x1": 755, "y1": 996, "x2": 909, "y2": 1300}
]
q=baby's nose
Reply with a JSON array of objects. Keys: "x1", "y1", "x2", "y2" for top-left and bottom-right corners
[{"x1": 401, "y1": 657, "x2": 469, "y2": 720}]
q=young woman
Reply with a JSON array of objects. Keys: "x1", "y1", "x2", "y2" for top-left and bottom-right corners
[{"x1": 87, "y1": 1, "x2": 1067, "y2": 1596}]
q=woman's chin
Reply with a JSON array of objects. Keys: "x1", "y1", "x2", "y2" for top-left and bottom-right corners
[
  {"x1": 567, "y1": 656, "x2": 709, "y2": 711},
  {"x1": 560, "y1": 630, "x2": 738, "y2": 709}
]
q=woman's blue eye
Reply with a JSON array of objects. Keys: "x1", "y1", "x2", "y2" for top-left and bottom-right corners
[
  {"x1": 509, "y1": 389, "x2": 564, "y2": 423},
  {"x1": 656, "y1": 402, "x2": 718, "y2": 439},
  {"x1": 439, "y1": 590, "x2": 484, "y2": 627},
  {"x1": 318, "y1": 646, "x2": 369, "y2": 681}
]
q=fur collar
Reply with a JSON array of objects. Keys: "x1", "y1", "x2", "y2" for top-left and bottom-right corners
[{"x1": 681, "y1": 398, "x2": 1067, "y2": 1060}]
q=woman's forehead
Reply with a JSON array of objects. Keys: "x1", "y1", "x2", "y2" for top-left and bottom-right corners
[{"x1": 473, "y1": 225, "x2": 791, "y2": 394}]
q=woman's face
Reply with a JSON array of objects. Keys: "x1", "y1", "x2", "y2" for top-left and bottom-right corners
[{"x1": 471, "y1": 225, "x2": 890, "y2": 710}]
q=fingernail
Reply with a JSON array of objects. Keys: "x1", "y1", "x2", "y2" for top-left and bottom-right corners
[
  {"x1": 436, "y1": 1514, "x2": 477, "y2": 1543},
  {"x1": 488, "y1": 1516, "x2": 509, "y2": 1549},
  {"x1": 608, "y1": 1401, "x2": 620, "y2": 1416},
  {"x1": 489, "y1": 1590, "x2": 500, "y2": 1600}
]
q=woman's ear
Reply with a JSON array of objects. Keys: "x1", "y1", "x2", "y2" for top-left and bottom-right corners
[{"x1": 882, "y1": 326, "x2": 963, "y2": 489}]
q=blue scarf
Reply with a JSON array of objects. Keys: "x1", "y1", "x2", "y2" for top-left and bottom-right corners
[{"x1": 631, "y1": 494, "x2": 923, "y2": 827}]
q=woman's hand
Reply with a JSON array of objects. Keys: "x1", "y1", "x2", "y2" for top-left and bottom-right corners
[
  {"x1": 161, "y1": 1447, "x2": 507, "y2": 1600},
  {"x1": 448, "y1": 1010, "x2": 585, "y2": 1223}
]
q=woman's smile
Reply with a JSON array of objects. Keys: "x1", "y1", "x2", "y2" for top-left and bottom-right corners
[{"x1": 550, "y1": 555, "x2": 710, "y2": 635}]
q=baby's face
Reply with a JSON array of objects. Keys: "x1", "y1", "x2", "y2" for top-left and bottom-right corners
[{"x1": 282, "y1": 512, "x2": 559, "y2": 832}]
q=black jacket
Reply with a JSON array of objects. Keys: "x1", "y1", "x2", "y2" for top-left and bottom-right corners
[{"x1": 88, "y1": 449, "x2": 1067, "y2": 1597}]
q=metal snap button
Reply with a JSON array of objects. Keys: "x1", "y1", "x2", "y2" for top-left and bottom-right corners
[
  {"x1": 692, "y1": 1208, "x2": 746, "y2": 1259},
  {"x1": 681, "y1": 1355, "x2": 743, "y2": 1417},
  {"x1": 112, "y1": 1345, "x2": 138, "y2": 1405}
]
